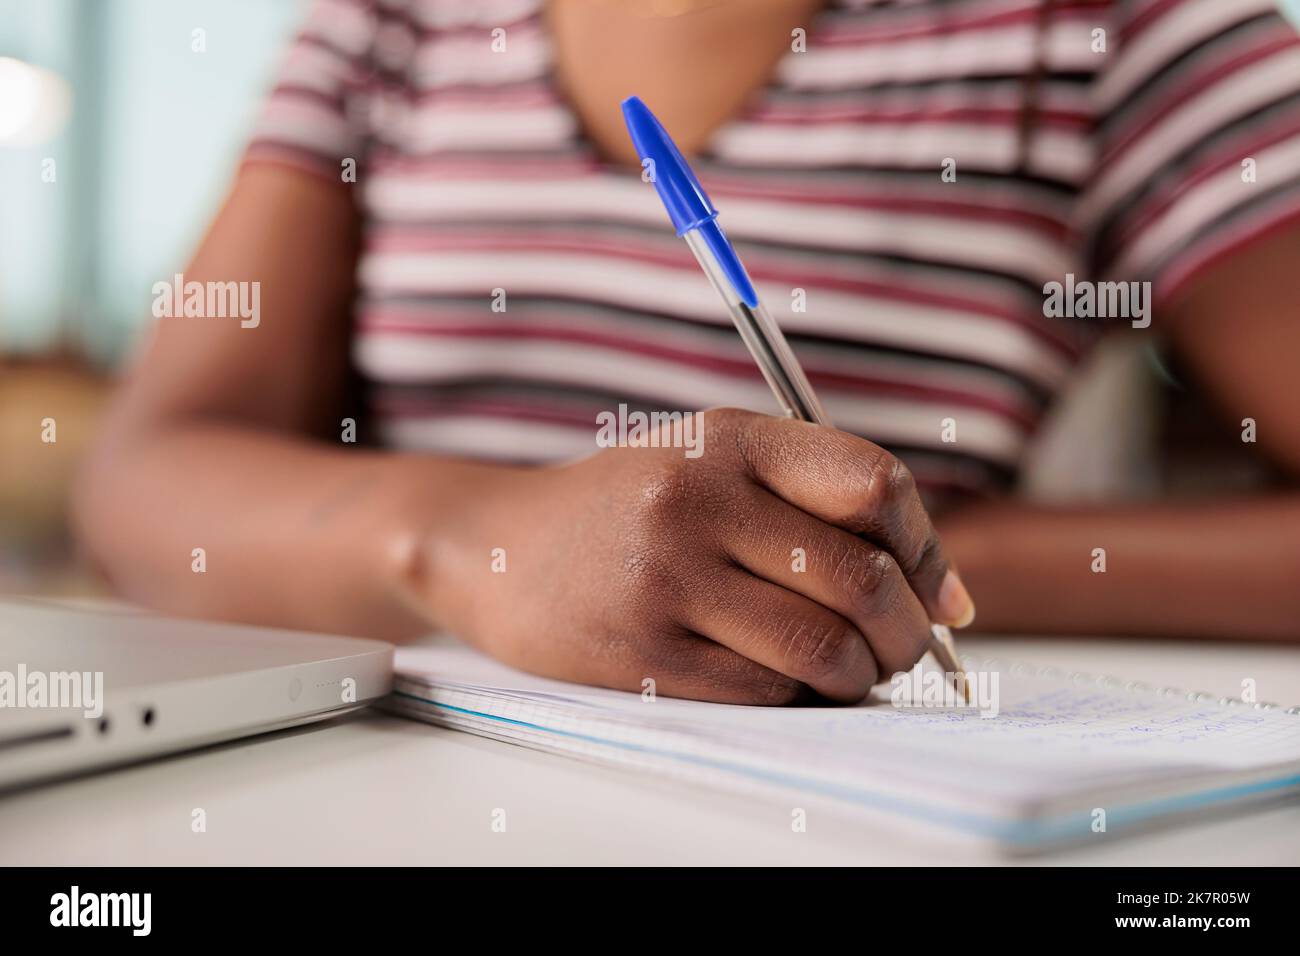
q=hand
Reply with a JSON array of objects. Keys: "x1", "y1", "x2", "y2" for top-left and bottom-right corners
[{"x1": 404, "y1": 408, "x2": 974, "y2": 704}]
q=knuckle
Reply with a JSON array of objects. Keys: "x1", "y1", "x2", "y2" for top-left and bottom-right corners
[
  {"x1": 848, "y1": 548, "x2": 901, "y2": 609},
  {"x1": 871, "y1": 455, "x2": 915, "y2": 512},
  {"x1": 834, "y1": 448, "x2": 913, "y2": 534},
  {"x1": 785, "y1": 617, "x2": 856, "y2": 682},
  {"x1": 629, "y1": 465, "x2": 691, "y2": 525}
]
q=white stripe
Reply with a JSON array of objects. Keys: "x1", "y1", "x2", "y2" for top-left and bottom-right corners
[
  {"x1": 1083, "y1": 49, "x2": 1300, "y2": 224},
  {"x1": 381, "y1": 415, "x2": 595, "y2": 462},
  {"x1": 410, "y1": 0, "x2": 543, "y2": 30},
  {"x1": 365, "y1": 171, "x2": 660, "y2": 221},
  {"x1": 412, "y1": 26, "x2": 550, "y2": 87},
  {"x1": 306, "y1": 0, "x2": 377, "y2": 58},
  {"x1": 358, "y1": 337, "x2": 1027, "y2": 463},
  {"x1": 401, "y1": 103, "x2": 576, "y2": 150}
]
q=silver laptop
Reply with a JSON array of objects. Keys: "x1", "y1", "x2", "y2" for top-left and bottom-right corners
[{"x1": 0, "y1": 598, "x2": 393, "y2": 789}]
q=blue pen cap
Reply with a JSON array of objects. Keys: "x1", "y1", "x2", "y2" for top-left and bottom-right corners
[{"x1": 621, "y1": 96, "x2": 759, "y2": 307}]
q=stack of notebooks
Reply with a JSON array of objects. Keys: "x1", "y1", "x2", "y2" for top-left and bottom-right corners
[{"x1": 387, "y1": 642, "x2": 1300, "y2": 852}]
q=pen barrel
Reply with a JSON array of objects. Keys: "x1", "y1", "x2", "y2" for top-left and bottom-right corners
[{"x1": 682, "y1": 229, "x2": 831, "y2": 426}]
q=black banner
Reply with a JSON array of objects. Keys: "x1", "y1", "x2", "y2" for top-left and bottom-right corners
[{"x1": 0, "y1": 867, "x2": 1289, "y2": 942}]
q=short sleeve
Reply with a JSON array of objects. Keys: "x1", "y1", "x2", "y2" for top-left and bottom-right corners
[
  {"x1": 244, "y1": 0, "x2": 379, "y2": 181},
  {"x1": 1081, "y1": 0, "x2": 1300, "y2": 301}
]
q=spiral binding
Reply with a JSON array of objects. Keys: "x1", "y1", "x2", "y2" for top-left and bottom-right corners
[{"x1": 956, "y1": 655, "x2": 1300, "y2": 715}]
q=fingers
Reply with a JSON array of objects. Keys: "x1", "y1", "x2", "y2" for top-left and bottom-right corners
[
  {"x1": 631, "y1": 627, "x2": 813, "y2": 706},
  {"x1": 721, "y1": 409, "x2": 975, "y2": 628},
  {"x1": 721, "y1": 486, "x2": 934, "y2": 678},
  {"x1": 678, "y1": 568, "x2": 880, "y2": 702}
]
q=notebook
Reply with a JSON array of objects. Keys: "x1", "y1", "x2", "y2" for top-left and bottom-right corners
[{"x1": 387, "y1": 641, "x2": 1300, "y2": 852}]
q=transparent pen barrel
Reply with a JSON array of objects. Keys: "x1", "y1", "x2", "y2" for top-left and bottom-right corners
[{"x1": 683, "y1": 230, "x2": 831, "y2": 426}]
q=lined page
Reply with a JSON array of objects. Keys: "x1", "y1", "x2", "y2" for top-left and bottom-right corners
[{"x1": 391, "y1": 642, "x2": 1300, "y2": 833}]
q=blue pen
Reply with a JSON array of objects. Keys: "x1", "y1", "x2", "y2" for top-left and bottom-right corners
[{"x1": 622, "y1": 95, "x2": 970, "y2": 700}]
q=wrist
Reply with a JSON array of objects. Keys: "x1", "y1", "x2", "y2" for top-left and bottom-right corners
[{"x1": 373, "y1": 456, "x2": 537, "y2": 640}]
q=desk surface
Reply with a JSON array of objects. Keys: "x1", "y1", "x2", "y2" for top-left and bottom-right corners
[{"x1": 3, "y1": 635, "x2": 1299, "y2": 865}]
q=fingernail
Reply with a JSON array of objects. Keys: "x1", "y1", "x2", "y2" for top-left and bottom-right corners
[{"x1": 937, "y1": 570, "x2": 976, "y2": 628}]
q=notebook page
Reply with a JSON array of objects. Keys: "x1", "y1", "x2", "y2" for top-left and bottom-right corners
[{"x1": 394, "y1": 643, "x2": 1300, "y2": 796}]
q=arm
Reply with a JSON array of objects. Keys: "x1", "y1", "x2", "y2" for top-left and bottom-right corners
[
  {"x1": 76, "y1": 163, "x2": 978, "y2": 702},
  {"x1": 938, "y1": 223, "x2": 1300, "y2": 641}
]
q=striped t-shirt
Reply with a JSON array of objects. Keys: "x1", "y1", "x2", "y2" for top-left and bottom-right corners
[{"x1": 246, "y1": 0, "x2": 1300, "y2": 505}]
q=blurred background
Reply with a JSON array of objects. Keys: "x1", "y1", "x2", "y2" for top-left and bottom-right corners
[
  {"x1": 2, "y1": 0, "x2": 1297, "y2": 600},
  {"x1": 1, "y1": 0, "x2": 306, "y2": 596}
]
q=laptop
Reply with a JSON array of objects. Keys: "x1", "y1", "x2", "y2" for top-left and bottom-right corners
[{"x1": 0, "y1": 597, "x2": 393, "y2": 789}]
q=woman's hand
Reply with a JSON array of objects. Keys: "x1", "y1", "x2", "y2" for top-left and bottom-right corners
[{"x1": 403, "y1": 407, "x2": 974, "y2": 704}]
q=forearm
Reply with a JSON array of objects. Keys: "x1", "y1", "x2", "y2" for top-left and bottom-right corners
[
  {"x1": 74, "y1": 420, "x2": 516, "y2": 641},
  {"x1": 939, "y1": 496, "x2": 1300, "y2": 641}
]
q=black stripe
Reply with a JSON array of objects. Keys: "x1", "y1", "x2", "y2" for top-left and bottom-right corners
[{"x1": 765, "y1": 70, "x2": 1097, "y2": 99}]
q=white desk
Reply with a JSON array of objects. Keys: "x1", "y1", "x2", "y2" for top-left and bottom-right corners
[{"x1": 3, "y1": 636, "x2": 1299, "y2": 865}]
